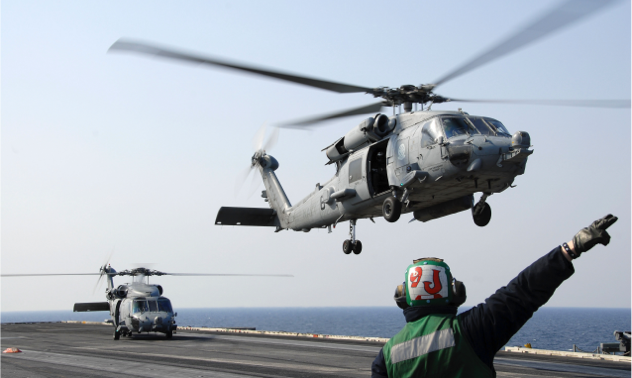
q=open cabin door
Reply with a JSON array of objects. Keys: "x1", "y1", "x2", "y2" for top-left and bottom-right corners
[{"x1": 367, "y1": 139, "x2": 390, "y2": 197}]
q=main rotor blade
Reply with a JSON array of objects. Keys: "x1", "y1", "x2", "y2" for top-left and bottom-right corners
[
  {"x1": 109, "y1": 39, "x2": 372, "y2": 94},
  {"x1": 2, "y1": 273, "x2": 102, "y2": 277},
  {"x1": 433, "y1": 0, "x2": 618, "y2": 87},
  {"x1": 446, "y1": 98, "x2": 631, "y2": 108},
  {"x1": 278, "y1": 102, "x2": 384, "y2": 128},
  {"x1": 165, "y1": 273, "x2": 294, "y2": 277}
]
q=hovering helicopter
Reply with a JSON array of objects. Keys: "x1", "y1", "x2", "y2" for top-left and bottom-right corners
[
  {"x1": 2, "y1": 264, "x2": 292, "y2": 340},
  {"x1": 108, "y1": 1, "x2": 629, "y2": 255}
]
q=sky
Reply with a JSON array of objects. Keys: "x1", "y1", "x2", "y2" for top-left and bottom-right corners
[{"x1": 2, "y1": 0, "x2": 630, "y2": 312}]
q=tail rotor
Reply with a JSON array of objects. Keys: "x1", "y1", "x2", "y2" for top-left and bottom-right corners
[
  {"x1": 235, "y1": 124, "x2": 279, "y2": 197},
  {"x1": 93, "y1": 247, "x2": 114, "y2": 295}
]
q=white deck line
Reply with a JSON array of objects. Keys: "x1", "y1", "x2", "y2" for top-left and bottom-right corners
[
  {"x1": 504, "y1": 346, "x2": 631, "y2": 363},
  {"x1": 62, "y1": 320, "x2": 390, "y2": 343}
]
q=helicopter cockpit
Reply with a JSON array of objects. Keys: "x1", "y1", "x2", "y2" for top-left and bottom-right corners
[
  {"x1": 132, "y1": 297, "x2": 173, "y2": 315},
  {"x1": 439, "y1": 116, "x2": 511, "y2": 139},
  {"x1": 124, "y1": 297, "x2": 176, "y2": 338}
]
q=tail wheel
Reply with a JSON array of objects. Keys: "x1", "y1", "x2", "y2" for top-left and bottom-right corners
[
  {"x1": 383, "y1": 197, "x2": 402, "y2": 223},
  {"x1": 352, "y1": 241, "x2": 363, "y2": 255},
  {"x1": 342, "y1": 240, "x2": 353, "y2": 254}
]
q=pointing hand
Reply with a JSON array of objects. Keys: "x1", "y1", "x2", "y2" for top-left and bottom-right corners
[{"x1": 573, "y1": 214, "x2": 618, "y2": 255}]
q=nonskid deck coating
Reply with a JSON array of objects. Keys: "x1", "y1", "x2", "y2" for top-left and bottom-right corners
[{"x1": 2, "y1": 322, "x2": 630, "y2": 377}]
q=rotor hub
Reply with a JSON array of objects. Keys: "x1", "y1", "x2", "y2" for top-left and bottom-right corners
[{"x1": 367, "y1": 84, "x2": 450, "y2": 107}]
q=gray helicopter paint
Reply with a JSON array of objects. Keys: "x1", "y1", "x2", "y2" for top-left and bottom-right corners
[
  {"x1": 251, "y1": 110, "x2": 531, "y2": 232},
  {"x1": 75, "y1": 267, "x2": 178, "y2": 338}
]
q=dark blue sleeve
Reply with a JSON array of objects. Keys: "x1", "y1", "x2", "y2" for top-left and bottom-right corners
[
  {"x1": 371, "y1": 348, "x2": 388, "y2": 378},
  {"x1": 458, "y1": 246, "x2": 575, "y2": 370}
]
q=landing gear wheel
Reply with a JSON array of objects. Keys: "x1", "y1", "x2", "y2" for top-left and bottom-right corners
[
  {"x1": 472, "y1": 202, "x2": 492, "y2": 227},
  {"x1": 352, "y1": 240, "x2": 362, "y2": 255},
  {"x1": 383, "y1": 197, "x2": 402, "y2": 223},
  {"x1": 166, "y1": 330, "x2": 173, "y2": 339},
  {"x1": 113, "y1": 329, "x2": 120, "y2": 340},
  {"x1": 343, "y1": 240, "x2": 352, "y2": 254}
]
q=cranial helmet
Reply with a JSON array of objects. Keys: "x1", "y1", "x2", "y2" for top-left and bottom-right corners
[{"x1": 394, "y1": 257, "x2": 466, "y2": 309}]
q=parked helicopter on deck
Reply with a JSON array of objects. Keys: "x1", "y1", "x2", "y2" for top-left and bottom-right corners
[
  {"x1": 2, "y1": 264, "x2": 292, "y2": 339},
  {"x1": 109, "y1": 0, "x2": 629, "y2": 254}
]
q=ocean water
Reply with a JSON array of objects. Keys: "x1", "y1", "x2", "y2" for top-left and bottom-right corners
[{"x1": 2, "y1": 307, "x2": 629, "y2": 352}]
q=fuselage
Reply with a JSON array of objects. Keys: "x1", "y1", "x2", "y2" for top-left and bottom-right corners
[
  {"x1": 108, "y1": 281, "x2": 177, "y2": 335},
  {"x1": 260, "y1": 110, "x2": 532, "y2": 231}
]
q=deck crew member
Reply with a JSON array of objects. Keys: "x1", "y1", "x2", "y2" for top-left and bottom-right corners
[{"x1": 371, "y1": 214, "x2": 618, "y2": 377}]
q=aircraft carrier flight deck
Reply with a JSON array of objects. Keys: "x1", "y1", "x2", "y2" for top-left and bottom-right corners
[{"x1": 2, "y1": 322, "x2": 630, "y2": 377}]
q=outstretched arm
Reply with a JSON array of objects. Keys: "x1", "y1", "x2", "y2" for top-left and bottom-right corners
[{"x1": 458, "y1": 214, "x2": 617, "y2": 370}]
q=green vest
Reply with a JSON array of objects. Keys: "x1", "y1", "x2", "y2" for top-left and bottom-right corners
[{"x1": 382, "y1": 314, "x2": 494, "y2": 378}]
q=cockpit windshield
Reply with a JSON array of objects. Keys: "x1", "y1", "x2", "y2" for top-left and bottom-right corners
[
  {"x1": 158, "y1": 298, "x2": 173, "y2": 313},
  {"x1": 483, "y1": 118, "x2": 511, "y2": 136},
  {"x1": 132, "y1": 300, "x2": 148, "y2": 314},
  {"x1": 467, "y1": 117, "x2": 494, "y2": 136},
  {"x1": 148, "y1": 300, "x2": 158, "y2": 312}
]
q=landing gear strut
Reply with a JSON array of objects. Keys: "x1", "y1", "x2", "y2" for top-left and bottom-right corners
[
  {"x1": 113, "y1": 329, "x2": 120, "y2": 340},
  {"x1": 342, "y1": 220, "x2": 362, "y2": 255},
  {"x1": 472, "y1": 193, "x2": 492, "y2": 227}
]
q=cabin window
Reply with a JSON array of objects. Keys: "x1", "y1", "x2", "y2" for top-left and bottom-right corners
[
  {"x1": 467, "y1": 117, "x2": 494, "y2": 135},
  {"x1": 158, "y1": 299, "x2": 173, "y2": 313},
  {"x1": 148, "y1": 300, "x2": 158, "y2": 312},
  {"x1": 349, "y1": 158, "x2": 362, "y2": 183},
  {"x1": 441, "y1": 117, "x2": 475, "y2": 139},
  {"x1": 132, "y1": 300, "x2": 148, "y2": 314},
  {"x1": 483, "y1": 118, "x2": 511, "y2": 136}
]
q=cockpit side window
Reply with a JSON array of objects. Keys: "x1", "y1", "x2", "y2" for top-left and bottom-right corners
[
  {"x1": 484, "y1": 118, "x2": 511, "y2": 136},
  {"x1": 158, "y1": 299, "x2": 173, "y2": 313},
  {"x1": 420, "y1": 119, "x2": 443, "y2": 147},
  {"x1": 441, "y1": 117, "x2": 475, "y2": 139},
  {"x1": 148, "y1": 300, "x2": 158, "y2": 312},
  {"x1": 467, "y1": 117, "x2": 494, "y2": 135}
]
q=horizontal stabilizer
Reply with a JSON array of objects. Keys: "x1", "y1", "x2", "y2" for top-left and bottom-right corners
[
  {"x1": 215, "y1": 207, "x2": 277, "y2": 227},
  {"x1": 73, "y1": 302, "x2": 110, "y2": 312}
]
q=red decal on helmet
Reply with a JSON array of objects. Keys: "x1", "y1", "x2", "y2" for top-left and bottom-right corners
[
  {"x1": 409, "y1": 267, "x2": 422, "y2": 288},
  {"x1": 423, "y1": 269, "x2": 442, "y2": 295}
]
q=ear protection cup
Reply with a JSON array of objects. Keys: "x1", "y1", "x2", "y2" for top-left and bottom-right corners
[
  {"x1": 394, "y1": 283, "x2": 409, "y2": 309},
  {"x1": 450, "y1": 279, "x2": 467, "y2": 307}
]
